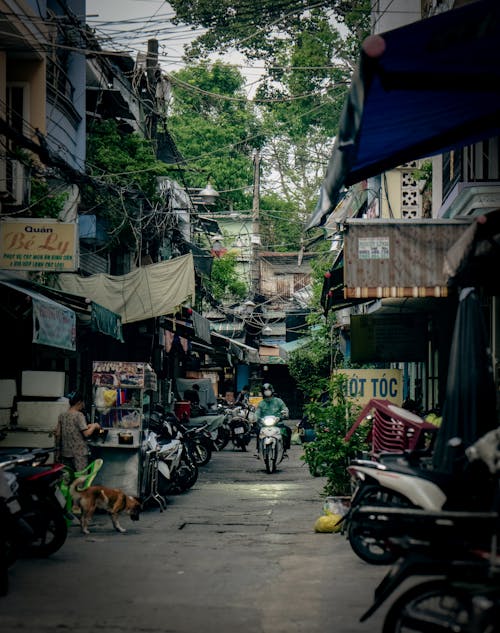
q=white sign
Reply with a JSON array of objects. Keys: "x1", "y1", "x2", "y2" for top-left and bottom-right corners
[
  {"x1": 333, "y1": 368, "x2": 403, "y2": 406},
  {"x1": 358, "y1": 237, "x2": 390, "y2": 260}
]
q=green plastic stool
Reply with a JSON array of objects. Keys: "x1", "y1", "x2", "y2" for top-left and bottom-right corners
[{"x1": 60, "y1": 459, "x2": 104, "y2": 523}]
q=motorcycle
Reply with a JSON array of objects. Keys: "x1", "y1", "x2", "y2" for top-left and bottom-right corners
[
  {"x1": 150, "y1": 407, "x2": 212, "y2": 467},
  {"x1": 0, "y1": 448, "x2": 69, "y2": 560},
  {"x1": 358, "y1": 427, "x2": 500, "y2": 632},
  {"x1": 258, "y1": 415, "x2": 285, "y2": 474},
  {"x1": 342, "y1": 440, "x2": 494, "y2": 565},
  {"x1": 0, "y1": 455, "x2": 25, "y2": 596},
  {"x1": 228, "y1": 405, "x2": 255, "y2": 451},
  {"x1": 145, "y1": 414, "x2": 198, "y2": 495}
]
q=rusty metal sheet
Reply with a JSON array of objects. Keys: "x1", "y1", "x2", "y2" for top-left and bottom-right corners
[{"x1": 343, "y1": 219, "x2": 471, "y2": 299}]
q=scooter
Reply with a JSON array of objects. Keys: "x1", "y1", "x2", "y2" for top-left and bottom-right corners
[
  {"x1": 146, "y1": 418, "x2": 199, "y2": 495},
  {"x1": 258, "y1": 415, "x2": 285, "y2": 474},
  {"x1": 343, "y1": 441, "x2": 495, "y2": 564},
  {"x1": 228, "y1": 405, "x2": 254, "y2": 451},
  {"x1": 358, "y1": 428, "x2": 500, "y2": 632},
  {"x1": 0, "y1": 448, "x2": 69, "y2": 559}
]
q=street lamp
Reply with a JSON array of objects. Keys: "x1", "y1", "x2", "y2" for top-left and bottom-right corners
[{"x1": 198, "y1": 181, "x2": 220, "y2": 206}]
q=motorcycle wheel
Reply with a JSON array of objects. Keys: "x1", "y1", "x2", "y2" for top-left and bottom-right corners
[
  {"x1": 0, "y1": 552, "x2": 7, "y2": 597},
  {"x1": 382, "y1": 580, "x2": 474, "y2": 633},
  {"x1": 172, "y1": 458, "x2": 199, "y2": 494},
  {"x1": 23, "y1": 500, "x2": 68, "y2": 558},
  {"x1": 264, "y1": 444, "x2": 277, "y2": 474},
  {"x1": 347, "y1": 488, "x2": 414, "y2": 565},
  {"x1": 193, "y1": 440, "x2": 212, "y2": 467},
  {"x1": 213, "y1": 426, "x2": 230, "y2": 451},
  {"x1": 0, "y1": 526, "x2": 10, "y2": 596}
]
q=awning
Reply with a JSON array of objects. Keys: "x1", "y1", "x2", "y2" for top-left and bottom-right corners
[
  {"x1": 0, "y1": 280, "x2": 76, "y2": 351},
  {"x1": 0, "y1": 275, "x2": 123, "y2": 343},
  {"x1": 322, "y1": 219, "x2": 471, "y2": 314},
  {"x1": 306, "y1": 0, "x2": 500, "y2": 230},
  {"x1": 211, "y1": 332, "x2": 259, "y2": 364}
]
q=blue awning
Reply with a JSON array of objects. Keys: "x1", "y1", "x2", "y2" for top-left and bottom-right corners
[{"x1": 306, "y1": 0, "x2": 500, "y2": 230}]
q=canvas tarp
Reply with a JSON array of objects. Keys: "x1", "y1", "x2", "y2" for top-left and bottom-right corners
[{"x1": 56, "y1": 254, "x2": 195, "y2": 324}]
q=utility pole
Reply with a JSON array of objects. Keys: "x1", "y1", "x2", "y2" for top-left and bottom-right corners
[
  {"x1": 145, "y1": 39, "x2": 159, "y2": 141},
  {"x1": 250, "y1": 149, "x2": 261, "y2": 297}
]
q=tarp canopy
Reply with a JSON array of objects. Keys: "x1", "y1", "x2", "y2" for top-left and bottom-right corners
[
  {"x1": 0, "y1": 280, "x2": 76, "y2": 351},
  {"x1": 56, "y1": 254, "x2": 195, "y2": 324},
  {"x1": 306, "y1": 0, "x2": 500, "y2": 230}
]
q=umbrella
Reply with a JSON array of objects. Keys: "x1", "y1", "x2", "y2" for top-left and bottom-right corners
[{"x1": 432, "y1": 288, "x2": 497, "y2": 474}]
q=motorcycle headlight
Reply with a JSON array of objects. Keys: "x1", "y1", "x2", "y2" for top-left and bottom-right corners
[{"x1": 263, "y1": 416, "x2": 276, "y2": 426}]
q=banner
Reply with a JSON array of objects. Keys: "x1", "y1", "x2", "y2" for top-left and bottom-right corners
[
  {"x1": 32, "y1": 297, "x2": 76, "y2": 351},
  {"x1": 0, "y1": 219, "x2": 78, "y2": 271}
]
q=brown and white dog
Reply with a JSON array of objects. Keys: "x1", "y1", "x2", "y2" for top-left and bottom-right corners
[{"x1": 70, "y1": 476, "x2": 142, "y2": 535}]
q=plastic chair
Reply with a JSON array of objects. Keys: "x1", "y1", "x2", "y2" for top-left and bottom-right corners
[{"x1": 60, "y1": 459, "x2": 104, "y2": 521}]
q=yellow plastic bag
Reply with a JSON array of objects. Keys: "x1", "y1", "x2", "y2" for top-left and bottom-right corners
[
  {"x1": 103, "y1": 389, "x2": 117, "y2": 408},
  {"x1": 314, "y1": 513, "x2": 343, "y2": 533}
]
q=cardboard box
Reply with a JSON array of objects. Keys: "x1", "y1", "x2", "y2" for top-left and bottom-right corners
[
  {"x1": 17, "y1": 399, "x2": 68, "y2": 431},
  {"x1": 21, "y1": 371, "x2": 65, "y2": 398}
]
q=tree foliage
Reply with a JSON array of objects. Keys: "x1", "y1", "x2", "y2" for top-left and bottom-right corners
[
  {"x1": 83, "y1": 120, "x2": 167, "y2": 250},
  {"x1": 204, "y1": 251, "x2": 247, "y2": 301},
  {"x1": 301, "y1": 374, "x2": 368, "y2": 496},
  {"x1": 168, "y1": 61, "x2": 263, "y2": 211}
]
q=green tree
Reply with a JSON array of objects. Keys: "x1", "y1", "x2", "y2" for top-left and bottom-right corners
[
  {"x1": 204, "y1": 251, "x2": 247, "y2": 301},
  {"x1": 83, "y1": 120, "x2": 167, "y2": 251},
  {"x1": 167, "y1": 61, "x2": 263, "y2": 211},
  {"x1": 168, "y1": 3, "x2": 370, "y2": 247}
]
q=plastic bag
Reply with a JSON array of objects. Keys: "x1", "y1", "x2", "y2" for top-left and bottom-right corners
[
  {"x1": 314, "y1": 513, "x2": 343, "y2": 533},
  {"x1": 103, "y1": 389, "x2": 117, "y2": 408}
]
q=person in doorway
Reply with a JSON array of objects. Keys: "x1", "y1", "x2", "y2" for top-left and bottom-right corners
[
  {"x1": 235, "y1": 385, "x2": 250, "y2": 407},
  {"x1": 54, "y1": 392, "x2": 101, "y2": 472},
  {"x1": 255, "y1": 383, "x2": 291, "y2": 452},
  {"x1": 183, "y1": 384, "x2": 207, "y2": 417},
  {"x1": 183, "y1": 383, "x2": 200, "y2": 406}
]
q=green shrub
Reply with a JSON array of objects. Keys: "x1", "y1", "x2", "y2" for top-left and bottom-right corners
[{"x1": 301, "y1": 374, "x2": 369, "y2": 496}]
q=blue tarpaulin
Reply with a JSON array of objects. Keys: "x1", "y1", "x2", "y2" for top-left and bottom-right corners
[{"x1": 306, "y1": 0, "x2": 500, "y2": 230}]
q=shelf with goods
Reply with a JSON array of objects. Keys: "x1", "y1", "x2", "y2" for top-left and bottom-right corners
[{"x1": 89, "y1": 361, "x2": 156, "y2": 495}]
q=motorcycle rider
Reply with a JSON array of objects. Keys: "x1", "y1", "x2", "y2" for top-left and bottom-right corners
[{"x1": 255, "y1": 383, "x2": 291, "y2": 454}]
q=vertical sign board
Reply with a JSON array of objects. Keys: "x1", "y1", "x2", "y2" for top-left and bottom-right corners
[
  {"x1": 0, "y1": 219, "x2": 78, "y2": 271},
  {"x1": 333, "y1": 368, "x2": 403, "y2": 407}
]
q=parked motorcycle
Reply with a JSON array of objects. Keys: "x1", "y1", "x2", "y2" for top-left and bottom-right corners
[
  {"x1": 258, "y1": 415, "x2": 285, "y2": 474},
  {"x1": 146, "y1": 413, "x2": 199, "y2": 495},
  {"x1": 358, "y1": 427, "x2": 500, "y2": 632},
  {"x1": 150, "y1": 407, "x2": 212, "y2": 467},
  {"x1": 228, "y1": 405, "x2": 255, "y2": 451},
  {"x1": 0, "y1": 456, "x2": 25, "y2": 596},
  {"x1": 0, "y1": 448, "x2": 69, "y2": 561},
  {"x1": 342, "y1": 440, "x2": 494, "y2": 564}
]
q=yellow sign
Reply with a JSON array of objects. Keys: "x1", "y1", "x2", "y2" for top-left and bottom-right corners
[
  {"x1": 0, "y1": 219, "x2": 78, "y2": 271},
  {"x1": 333, "y1": 368, "x2": 403, "y2": 406}
]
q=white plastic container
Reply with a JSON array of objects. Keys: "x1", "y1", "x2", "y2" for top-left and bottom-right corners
[
  {"x1": 21, "y1": 371, "x2": 65, "y2": 398},
  {"x1": 17, "y1": 399, "x2": 68, "y2": 431},
  {"x1": 0, "y1": 408, "x2": 11, "y2": 427},
  {"x1": 0, "y1": 429, "x2": 55, "y2": 449},
  {"x1": 0, "y1": 379, "x2": 17, "y2": 408}
]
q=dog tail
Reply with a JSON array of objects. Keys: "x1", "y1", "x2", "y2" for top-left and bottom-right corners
[{"x1": 69, "y1": 475, "x2": 88, "y2": 501}]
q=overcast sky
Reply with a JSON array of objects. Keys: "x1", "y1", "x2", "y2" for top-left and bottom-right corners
[{"x1": 85, "y1": 1, "x2": 263, "y2": 93}]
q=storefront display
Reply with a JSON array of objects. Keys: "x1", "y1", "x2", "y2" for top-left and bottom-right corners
[{"x1": 90, "y1": 361, "x2": 152, "y2": 496}]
